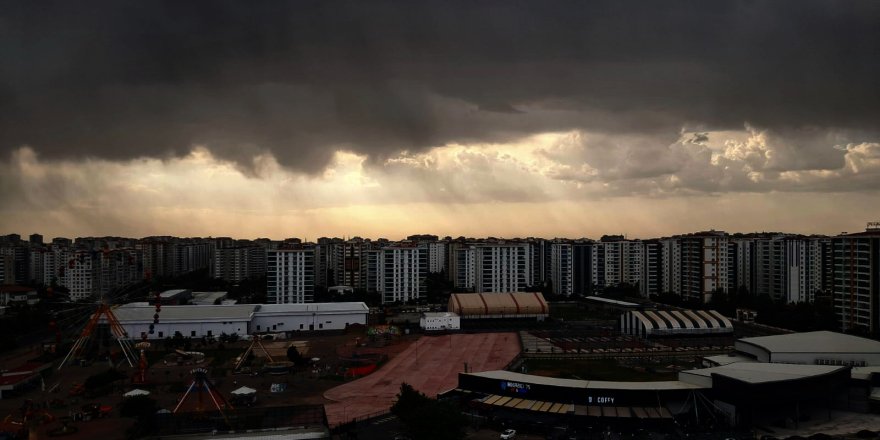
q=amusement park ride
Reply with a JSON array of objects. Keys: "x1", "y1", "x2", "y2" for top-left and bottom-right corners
[
  {"x1": 2, "y1": 290, "x2": 283, "y2": 439},
  {"x1": 56, "y1": 302, "x2": 136, "y2": 370},
  {"x1": 173, "y1": 368, "x2": 234, "y2": 420},
  {"x1": 234, "y1": 335, "x2": 296, "y2": 374},
  {"x1": 56, "y1": 291, "x2": 163, "y2": 384},
  {"x1": 234, "y1": 336, "x2": 275, "y2": 371}
]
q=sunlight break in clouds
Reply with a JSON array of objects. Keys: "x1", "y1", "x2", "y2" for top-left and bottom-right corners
[{"x1": 1, "y1": 126, "x2": 878, "y2": 239}]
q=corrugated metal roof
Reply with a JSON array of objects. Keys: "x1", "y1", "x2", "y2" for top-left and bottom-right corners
[
  {"x1": 114, "y1": 304, "x2": 256, "y2": 322},
  {"x1": 625, "y1": 309, "x2": 733, "y2": 333},
  {"x1": 422, "y1": 312, "x2": 458, "y2": 318},
  {"x1": 448, "y1": 292, "x2": 548, "y2": 316},
  {"x1": 255, "y1": 302, "x2": 369, "y2": 314},
  {"x1": 583, "y1": 296, "x2": 640, "y2": 307}
]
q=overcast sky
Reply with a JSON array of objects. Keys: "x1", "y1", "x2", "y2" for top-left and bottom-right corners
[{"x1": 2, "y1": 1, "x2": 879, "y2": 239}]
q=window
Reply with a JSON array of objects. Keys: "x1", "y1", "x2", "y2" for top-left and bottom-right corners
[
  {"x1": 158, "y1": 331, "x2": 163, "y2": 338},
  {"x1": 300, "y1": 324, "x2": 304, "y2": 330},
  {"x1": 272, "y1": 325, "x2": 277, "y2": 330},
  {"x1": 319, "y1": 323, "x2": 323, "y2": 329},
  {"x1": 257, "y1": 325, "x2": 261, "y2": 331},
  {"x1": 207, "y1": 330, "x2": 213, "y2": 337},
  {"x1": 191, "y1": 331, "x2": 196, "y2": 337}
]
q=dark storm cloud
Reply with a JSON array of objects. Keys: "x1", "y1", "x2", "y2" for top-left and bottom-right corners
[{"x1": 2, "y1": 0, "x2": 879, "y2": 172}]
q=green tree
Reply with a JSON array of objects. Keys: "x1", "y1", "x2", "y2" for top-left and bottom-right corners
[
  {"x1": 425, "y1": 271, "x2": 454, "y2": 304},
  {"x1": 391, "y1": 383, "x2": 467, "y2": 440},
  {"x1": 286, "y1": 345, "x2": 305, "y2": 366}
]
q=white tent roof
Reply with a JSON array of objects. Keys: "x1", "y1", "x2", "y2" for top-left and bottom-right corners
[
  {"x1": 124, "y1": 388, "x2": 150, "y2": 397},
  {"x1": 231, "y1": 386, "x2": 257, "y2": 395}
]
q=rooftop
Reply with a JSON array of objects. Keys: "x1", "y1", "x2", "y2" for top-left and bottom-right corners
[
  {"x1": 679, "y1": 362, "x2": 846, "y2": 385},
  {"x1": 255, "y1": 302, "x2": 369, "y2": 314},
  {"x1": 466, "y1": 370, "x2": 704, "y2": 391},
  {"x1": 159, "y1": 289, "x2": 191, "y2": 298},
  {"x1": 737, "y1": 331, "x2": 880, "y2": 354},
  {"x1": 115, "y1": 304, "x2": 257, "y2": 322},
  {"x1": 422, "y1": 312, "x2": 458, "y2": 318},
  {"x1": 702, "y1": 353, "x2": 758, "y2": 366},
  {"x1": 192, "y1": 291, "x2": 227, "y2": 304},
  {"x1": 851, "y1": 366, "x2": 880, "y2": 381},
  {"x1": 584, "y1": 296, "x2": 640, "y2": 307}
]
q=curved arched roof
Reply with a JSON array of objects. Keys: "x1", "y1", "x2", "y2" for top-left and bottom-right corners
[
  {"x1": 622, "y1": 309, "x2": 733, "y2": 335},
  {"x1": 448, "y1": 292, "x2": 549, "y2": 316}
]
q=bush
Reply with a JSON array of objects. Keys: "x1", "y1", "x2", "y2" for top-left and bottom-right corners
[{"x1": 287, "y1": 346, "x2": 306, "y2": 366}]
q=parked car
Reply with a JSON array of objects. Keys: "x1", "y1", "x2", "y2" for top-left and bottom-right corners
[{"x1": 501, "y1": 429, "x2": 517, "y2": 439}]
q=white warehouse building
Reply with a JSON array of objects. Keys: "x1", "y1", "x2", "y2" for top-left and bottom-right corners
[
  {"x1": 251, "y1": 302, "x2": 369, "y2": 333},
  {"x1": 114, "y1": 302, "x2": 369, "y2": 340},
  {"x1": 114, "y1": 304, "x2": 255, "y2": 340}
]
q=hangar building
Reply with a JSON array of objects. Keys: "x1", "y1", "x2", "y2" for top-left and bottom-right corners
[
  {"x1": 619, "y1": 309, "x2": 733, "y2": 338},
  {"x1": 448, "y1": 292, "x2": 549, "y2": 320}
]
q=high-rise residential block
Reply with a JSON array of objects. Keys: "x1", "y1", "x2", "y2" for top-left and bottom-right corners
[
  {"x1": 379, "y1": 243, "x2": 427, "y2": 303},
  {"x1": 832, "y1": 224, "x2": 880, "y2": 334},
  {"x1": 267, "y1": 247, "x2": 315, "y2": 304}
]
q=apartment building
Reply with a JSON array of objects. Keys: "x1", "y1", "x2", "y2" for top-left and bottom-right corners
[
  {"x1": 213, "y1": 242, "x2": 266, "y2": 283},
  {"x1": 379, "y1": 243, "x2": 427, "y2": 303},
  {"x1": 473, "y1": 243, "x2": 533, "y2": 293},
  {"x1": 832, "y1": 225, "x2": 880, "y2": 334},
  {"x1": 267, "y1": 247, "x2": 315, "y2": 304},
  {"x1": 591, "y1": 237, "x2": 644, "y2": 293},
  {"x1": 550, "y1": 242, "x2": 573, "y2": 297}
]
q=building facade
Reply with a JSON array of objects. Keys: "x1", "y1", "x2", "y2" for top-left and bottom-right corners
[
  {"x1": 267, "y1": 247, "x2": 315, "y2": 304},
  {"x1": 379, "y1": 244, "x2": 427, "y2": 303},
  {"x1": 832, "y1": 225, "x2": 880, "y2": 334}
]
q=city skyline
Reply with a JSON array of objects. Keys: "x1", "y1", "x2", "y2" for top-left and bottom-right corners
[
  {"x1": 2, "y1": 2, "x2": 879, "y2": 240},
  {"x1": 1, "y1": 220, "x2": 876, "y2": 243}
]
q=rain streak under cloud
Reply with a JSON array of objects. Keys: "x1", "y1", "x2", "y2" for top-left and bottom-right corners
[{"x1": 1, "y1": 1, "x2": 879, "y2": 238}]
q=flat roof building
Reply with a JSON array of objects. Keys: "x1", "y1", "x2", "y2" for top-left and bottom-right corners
[
  {"x1": 735, "y1": 330, "x2": 880, "y2": 366},
  {"x1": 115, "y1": 302, "x2": 369, "y2": 339},
  {"x1": 251, "y1": 302, "x2": 368, "y2": 333}
]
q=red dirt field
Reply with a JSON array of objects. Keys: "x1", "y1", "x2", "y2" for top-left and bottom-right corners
[{"x1": 323, "y1": 332, "x2": 520, "y2": 427}]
